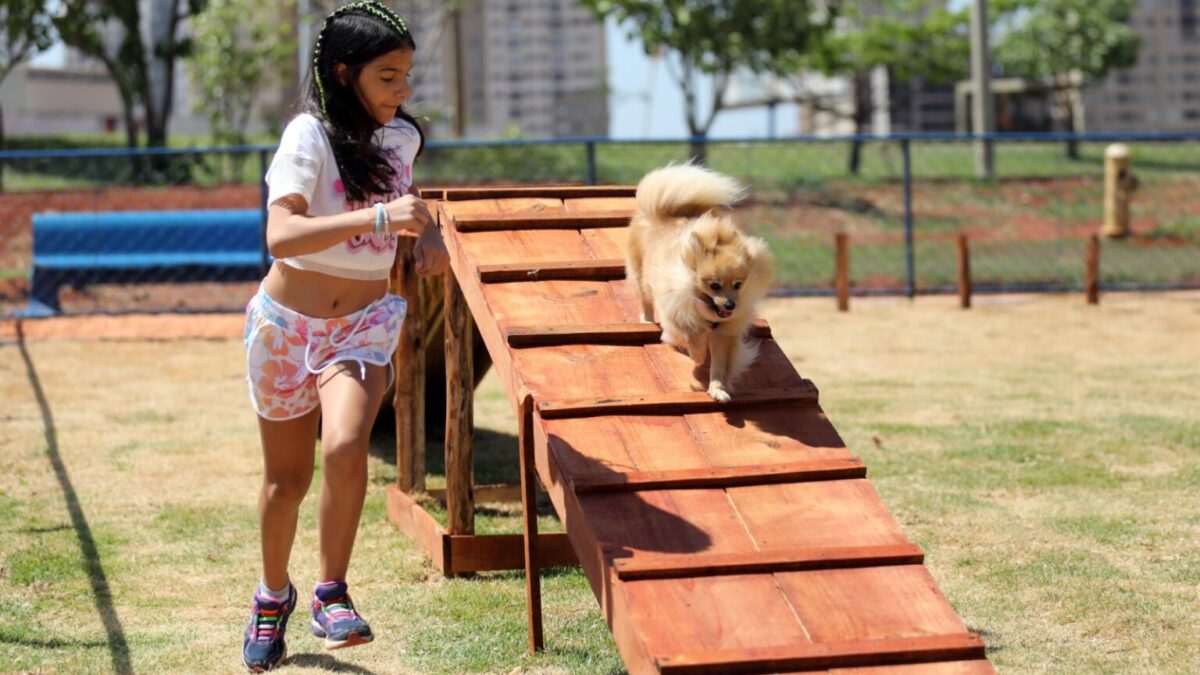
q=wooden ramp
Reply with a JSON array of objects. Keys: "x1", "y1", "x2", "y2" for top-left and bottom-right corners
[{"x1": 430, "y1": 186, "x2": 992, "y2": 674}]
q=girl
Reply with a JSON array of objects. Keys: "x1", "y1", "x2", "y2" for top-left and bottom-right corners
[{"x1": 240, "y1": 3, "x2": 446, "y2": 671}]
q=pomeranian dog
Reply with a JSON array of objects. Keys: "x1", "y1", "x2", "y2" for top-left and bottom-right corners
[{"x1": 626, "y1": 164, "x2": 774, "y2": 402}]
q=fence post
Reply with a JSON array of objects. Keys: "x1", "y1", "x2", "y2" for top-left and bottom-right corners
[
  {"x1": 957, "y1": 233, "x2": 972, "y2": 309},
  {"x1": 835, "y1": 232, "x2": 850, "y2": 312},
  {"x1": 585, "y1": 141, "x2": 597, "y2": 185},
  {"x1": 1085, "y1": 235, "x2": 1100, "y2": 305},
  {"x1": 258, "y1": 149, "x2": 269, "y2": 275},
  {"x1": 902, "y1": 138, "x2": 916, "y2": 299}
]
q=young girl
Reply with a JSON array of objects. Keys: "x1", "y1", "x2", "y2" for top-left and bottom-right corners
[{"x1": 240, "y1": 3, "x2": 446, "y2": 670}]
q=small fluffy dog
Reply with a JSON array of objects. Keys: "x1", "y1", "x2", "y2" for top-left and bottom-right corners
[{"x1": 626, "y1": 164, "x2": 774, "y2": 402}]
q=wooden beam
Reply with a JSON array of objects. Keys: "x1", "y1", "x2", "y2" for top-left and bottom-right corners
[
  {"x1": 518, "y1": 395, "x2": 544, "y2": 653},
  {"x1": 452, "y1": 210, "x2": 631, "y2": 232},
  {"x1": 656, "y1": 633, "x2": 987, "y2": 674},
  {"x1": 442, "y1": 186, "x2": 635, "y2": 201},
  {"x1": 537, "y1": 385, "x2": 819, "y2": 420},
  {"x1": 613, "y1": 543, "x2": 922, "y2": 581},
  {"x1": 428, "y1": 484, "x2": 522, "y2": 504},
  {"x1": 391, "y1": 236, "x2": 427, "y2": 492},
  {"x1": 444, "y1": 271, "x2": 475, "y2": 535},
  {"x1": 835, "y1": 232, "x2": 850, "y2": 312},
  {"x1": 386, "y1": 486, "x2": 447, "y2": 572},
  {"x1": 445, "y1": 532, "x2": 577, "y2": 574},
  {"x1": 477, "y1": 259, "x2": 625, "y2": 283},
  {"x1": 504, "y1": 319, "x2": 772, "y2": 348},
  {"x1": 571, "y1": 457, "x2": 866, "y2": 495}
]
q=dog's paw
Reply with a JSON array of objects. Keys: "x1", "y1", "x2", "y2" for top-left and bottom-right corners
[{"x1": 707, "y1": 382, "x2": 731, "y2": 403}]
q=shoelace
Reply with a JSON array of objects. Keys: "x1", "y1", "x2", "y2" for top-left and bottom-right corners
[
  {"x1": 252, "y1": 604, "x2": 283, "y2": 643},
  {"x1": 320, "y1": 597, "x2": 358, "y2": 623}
]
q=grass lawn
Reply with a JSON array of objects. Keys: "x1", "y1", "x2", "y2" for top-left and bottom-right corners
[{"x1": 1, "y1": 292, "x2": 1198, "y2": 673}]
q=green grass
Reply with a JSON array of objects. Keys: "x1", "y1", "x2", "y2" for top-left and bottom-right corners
[{"x1": 2, "y1": 295, "x2": 1198, "y2": 672}]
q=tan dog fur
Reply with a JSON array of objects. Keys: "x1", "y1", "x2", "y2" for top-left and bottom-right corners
[{"x1": 626, "y1": 164, "x2": 774, "y2": 402}]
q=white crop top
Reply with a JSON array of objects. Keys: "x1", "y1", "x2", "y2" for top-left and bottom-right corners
[{"x1": 265, "y1": 112, "x2": 421, "y2": 280}]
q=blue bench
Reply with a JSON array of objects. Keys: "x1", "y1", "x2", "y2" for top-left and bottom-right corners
[{"x1": 27, "y1": 209, "x2": 267, "y2": 314}]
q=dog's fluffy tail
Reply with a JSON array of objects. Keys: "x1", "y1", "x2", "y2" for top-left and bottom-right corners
[{"x1": 635, "y1": 163, "x2": 746, "y2": 223}]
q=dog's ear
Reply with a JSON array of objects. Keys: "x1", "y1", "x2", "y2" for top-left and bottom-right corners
[
  {"x1": 745, "y1": 236, "x2": 775, "y2": 286},
  {"x1": 685, "y1": 230, "x2": 706, "y2": 266}
]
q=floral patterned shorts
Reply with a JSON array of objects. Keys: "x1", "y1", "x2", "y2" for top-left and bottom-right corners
[{"x1": 244, "y1": 288, "x2": 407, "y2": 421}]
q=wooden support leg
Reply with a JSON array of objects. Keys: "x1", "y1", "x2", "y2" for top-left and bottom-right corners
[
  {"x1": 1085, "y1": 235, "x2": 1100, "y2": 305},
  {"x1": 391, "y1": 236, "x2": 427, "y2": 493},
  {"x1": 518, "y1": 395, "x2": 545, "y2": 653},
  {"x1": 444, "y1": 271, "x2": 475, "y2": 538}
]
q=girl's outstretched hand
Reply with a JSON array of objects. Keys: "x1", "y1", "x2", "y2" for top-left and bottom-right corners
[
  {"x1": 384, "y1": 194, "x2": 433, "y2": 233},
  {"x1": 414, "y1": 224, "x2": 449, "y2": 276}
]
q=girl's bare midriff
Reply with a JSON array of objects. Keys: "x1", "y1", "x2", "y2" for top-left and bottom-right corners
[{"x1": 261, "y1": 262, "x2": 388, "y2": 318}]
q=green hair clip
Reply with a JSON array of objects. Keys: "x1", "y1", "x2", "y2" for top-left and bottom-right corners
[{"x1": 312, "y1": 1, "x2": 410, "y2": 117}]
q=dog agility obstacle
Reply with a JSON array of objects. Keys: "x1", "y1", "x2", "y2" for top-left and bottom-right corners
[{"x1": 386, "y1": 185, "x2": 993, "y2": 674}]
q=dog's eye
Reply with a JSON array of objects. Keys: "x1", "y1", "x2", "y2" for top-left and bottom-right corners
[
  {"x1": 733, "y1": 281, "x2": 742, "y2": 290},
  {"x1": 708, "y1": 281, "x2": 721, "y2": 291}
]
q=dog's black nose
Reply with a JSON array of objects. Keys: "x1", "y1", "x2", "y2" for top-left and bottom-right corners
[{"x1": 724, "y1": 299, "x2": 736, "y2": 310}]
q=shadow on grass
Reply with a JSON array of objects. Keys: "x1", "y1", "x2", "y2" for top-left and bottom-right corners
[
  {"x1": 15, "y1": 322, "x2": 132, "y2": 674},
  {"x1": 285, "y1": 652, "x2": 381, "y2": 673}
]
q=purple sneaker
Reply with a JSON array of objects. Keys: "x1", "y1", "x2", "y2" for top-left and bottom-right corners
[
  {"x1": 310, "y1": 581, "x2": 374, "y2": 650},
  {"x1": 242, "y1": 583, "x2": 297, "y2": 672}
]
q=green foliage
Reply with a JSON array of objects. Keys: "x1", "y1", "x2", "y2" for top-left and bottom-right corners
[
  {"x1": 993, "y1": 0, "x2": 1139, "y2": 82},
  {"x1": 581, "y1": 0, "x2": 837, "y2": 139},
  {"x1": 0, "y1": 0, "x2": 54, "y2": 82},
  {"x1": 188, "y1": 0, "x2": 296, "y2": 151}
]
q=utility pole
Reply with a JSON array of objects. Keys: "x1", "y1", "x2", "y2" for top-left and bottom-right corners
[
  {"x1": 450, "y1": 4, "x2": 466, "y2": 137},
  {"x1": 298, "y1": 0, "x2": 312, "y2": 85},
  {"x1": 969, "y1": 0, "x2": 995, "y2": 179}
]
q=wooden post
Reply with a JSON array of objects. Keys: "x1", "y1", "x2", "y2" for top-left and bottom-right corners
[
  {"x1": 391, "y1": 236, "x2": 426, "y2": 493},
  {"x1": 1102, "y1": 143, "x2": 1133, "y2": 238},
  {"x1": 518, "y1": 395, "x2": 544, "y2": 653},
  {"x1": 444, "y1": 271, "x2": 475, "y2": 536},
  {"x1": 1085, "y1": 235, "x2": 1100, "y2": 305},
  {"x1": 835, "y1": 233, "x2": 850, "y2": 312},
  {"x1": 956, "y1": 233, "x2": 972, "y2": 309}
]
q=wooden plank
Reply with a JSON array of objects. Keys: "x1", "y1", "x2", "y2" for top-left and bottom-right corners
[
  {"x1": 572, "y1": 458, "x2": 866, "y2": 494},
  {"x1": 538, "y1": 385, "x2": 819, "y2": 420},
  {"x1": 453, "y1": 210, "x2": 631, "y2": 232},
  {"x1": 443, "y1": 185, "x2": 634, "y2": 201},
  {"x1": 446, "y1": 533, "x2": 578, "y2": 574},
  {"x1": 655, "y1": 633, "x2": 986, "y2": 675},
  {"x1": 505, "y1": 319, "x2": 772, "y2": 348},
  {"x1": 613, "y1": 543, "x2": 923, "y2": 580},
  {"x1": 386, "y1": 486, "x2": 447, "y2": 572},
  {"x1": 829, "y1": 660, "x2": 996, "y2": 674},
  {"x1": 1086, "y1": 234, "x2": 1100, "y2": 305},
  {"x1": 957, "y1": 233, "x2": 972, "y2": 310},
  {"x1": 477, "y1": 259, "x2": 625, "y2": 283},
  {"x1": 728, "y1": 480, "x2": 912, "y2": 550},
  {"x1": 836, "y1": 232, "x2": 850, "y2": 312}
]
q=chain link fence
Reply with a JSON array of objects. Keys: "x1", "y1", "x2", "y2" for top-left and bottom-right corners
[{"x1": 2, "y1": 133, "x2": 1197, "y2": 316}]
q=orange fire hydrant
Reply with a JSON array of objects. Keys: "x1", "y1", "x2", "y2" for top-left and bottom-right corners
[{"x1": 1102, "y1": 143, "x2": 1138, "y2": 238}]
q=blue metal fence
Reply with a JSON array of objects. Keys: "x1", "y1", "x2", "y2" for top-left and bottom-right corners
[{"x1": 2, "y1": 132, "x2": 1197, "y2": 316}]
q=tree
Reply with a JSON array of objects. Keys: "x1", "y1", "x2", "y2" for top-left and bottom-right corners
[
  {"x1": 798, "y1": 0, "x2": 970, "y2": 173},
  {"x1": 992, "y1": 0, "x2": 1139, "y2": 157},
  {"x1": 581, "y1": 0, "x2": 838, "y2": 164},
  {"x1": 0, "y1": 0, "x2": 54, "y2": 187},
  {"x1": 188, "y1": 0, "x2": 295, "y2": 171},
  {"x1": 54, "y1": 0, "x2": 208, "y2": 149}
]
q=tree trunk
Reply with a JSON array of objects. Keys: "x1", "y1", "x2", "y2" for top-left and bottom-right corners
[
  {"x1": 689, "y1": 136, "x2": 709, "y2": 166},
  {"x1": 0, "y1": 104, "x2": 6, "y2": 193},
  {"x1": 847, "y1": 71, "x2": 872, "y2": 176}
]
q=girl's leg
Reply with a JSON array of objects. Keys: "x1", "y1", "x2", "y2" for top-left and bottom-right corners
[
  {"x1": 314, "y1": 362, "x2": 390, "y2": 582},
  {"x1": 258, "y1": 408, "x2": 320, "y2": 591}
]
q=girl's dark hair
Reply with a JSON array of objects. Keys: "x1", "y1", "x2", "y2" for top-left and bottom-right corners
[{"x1": 303, "y1": 1, "x2": 425, "y2": 204}]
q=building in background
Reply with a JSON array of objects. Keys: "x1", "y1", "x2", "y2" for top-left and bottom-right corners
[
  {"x1": 1085, "y1": 0, "x2": 1200, "y2": 132},
  {"x1": 395, "y1": 0, "x2": 608, "y2": 139}
]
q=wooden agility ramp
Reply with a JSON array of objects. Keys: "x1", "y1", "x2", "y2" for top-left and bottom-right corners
[{"x1": 388, "y1": 185, "x2": 993, "y2": 674}]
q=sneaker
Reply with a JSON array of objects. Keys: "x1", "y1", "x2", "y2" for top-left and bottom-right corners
[
  {"x1": 242, "y1": 583, "x2": 297, "y2": 672},
  {"x1": 310, "y1": 580, "x2": 374, "y2": 650}
]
